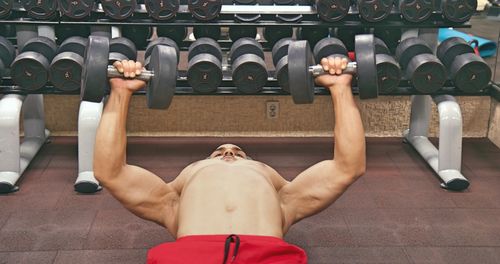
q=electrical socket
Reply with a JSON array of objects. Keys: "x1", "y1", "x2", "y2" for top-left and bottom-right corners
[{"x1": 266, "y1": 101, "x2": 279, "y2": 119}]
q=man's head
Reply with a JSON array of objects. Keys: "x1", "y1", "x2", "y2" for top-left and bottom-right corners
[{"x1": 208, "y1": 144, "x2": 250, "y2": 162}]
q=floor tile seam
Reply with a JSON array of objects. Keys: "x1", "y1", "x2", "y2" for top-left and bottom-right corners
[
  {"x1": 402, "y1": 247, "x2": 416, "y2": 264},
  {"x1": 0, "y1": 212, "x2": 12, "y2": 232},
  {"x1": 81, "y1": 210, "x2": 100, "y2": 250}
]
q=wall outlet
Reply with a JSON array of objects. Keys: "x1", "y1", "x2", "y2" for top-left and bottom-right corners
[{"x1": 266, "y1": 101, "x2": 279, "y2": 119}]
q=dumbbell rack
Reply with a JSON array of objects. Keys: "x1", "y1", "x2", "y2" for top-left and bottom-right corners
[{"x1": 0, "y1": 2, "x2": 492, "y2": 193}]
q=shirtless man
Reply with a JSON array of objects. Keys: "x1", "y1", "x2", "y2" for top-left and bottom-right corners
[{"x1": 94, "y1": 56, "x2": 365, "y2": 264}]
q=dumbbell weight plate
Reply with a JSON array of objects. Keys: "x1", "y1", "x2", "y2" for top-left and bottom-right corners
[
  {"x1": 313, "y1": 37, "x2": 348, "y2": 64},
  {"x1": 81, "y1": 36, "x2": 109, "y2": 102},
  {"x1": 57, "y1": 0, "x2": 94, "y2": 19},
  {"x1": 407, "y1": 54, "x2": 446, "y2": 93},
  {"x1": 110, "y1": 37, "x2": 137, "y2": 60},
  {"x1": 22, "y1": 0, "x2": 58, "y2": 19},
  {"x1": 399, "y1": 0, "x2": 433, "y2": 22},
  {"x1": 0, "y1": 36, "x2": 15, "y2": 68},
  {"x1": 316, "y1": 0, "x2": 350, "y2": 22},
  {"x1": 395, "y1": 37, "x2": 432, "y2": 70},
  {"x1": 436, "y1": 37, "x2": 474, "y2": 68},
  {"x1": 355, "y1": 34, "x2": 378, "y2": 99},
  {"x1": 11, "y1": 52, "x2": 50, "y2": 90},
  {"x1": 57, "y1": 36, "x2": 88, "y2": 57},
  {"x1": 450, "y1": 53, "x2": 491, "y2": 92},
  {"x1": 22, "y1": 36, "x2": 58, "y2": 62},
  {"x1": 188, "y1": 38, "x2": 222, "y2": 62},
  {"x1": 147, "y1": 45, "x2": 177, "y2": 109},
  {"x1": 374, "y1": 37, "x2": 390, "y2": 55},
  {"x1": 288, "y1": 41, "x2": 316, "y2": 104},
  {"x1": 272, "y1": 38, "x2": 293, "y2": 66},
  {"x1": 187, "y1": 53, "x2": 222, "y2": 94},
  {"x1": 101, "y1": 0, "x2": 137, "y2": 20},
  {"x1": 275, "y1": 55, "x2": 289, "y2": 92},
  {"x1": 442, "y1": 0, "x2": 477, "y2": 23},
  {"x1": 0, "y1": 0, "x2": 12, "y2": 18},
  {"x1": 50, "y1": 52, "x2": 84, "y2": 91},
  {"x1": 145, "y1": 37, "x2": 180, "y2": 63},
  {"x1": 357, "y1": 0, "x2": 393, "y2": 22},
  {"x1": 145, "y1": 0, "x2": 179, "y2": 20},
  {"x1": 229, "y1": 38, "x2": 265, "y2": 63},
  {"x1": 232, "y1": 54, "x2": 268, "y2": 94},
  {"x1": 375, "y1": 54, "x2": 401, "y2": 93},
  {"x1": 188, "y1": 0, "x2": 222, "y2": 21}
]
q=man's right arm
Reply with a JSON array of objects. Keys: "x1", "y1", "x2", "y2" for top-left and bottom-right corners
[{"x1": 94, "y1": 61, "x2": 181, "y2": 230}]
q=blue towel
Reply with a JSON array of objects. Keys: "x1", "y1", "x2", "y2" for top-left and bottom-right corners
[{"x1": 438, "y1": 28, "x2": 497, "y2": 58}]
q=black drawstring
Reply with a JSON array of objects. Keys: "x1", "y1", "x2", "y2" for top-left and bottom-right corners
[{"x1": 222, "y1": 234, "x2": 240, "y2": 264}]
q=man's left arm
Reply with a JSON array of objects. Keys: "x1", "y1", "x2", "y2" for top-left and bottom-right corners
[{"x1": 278, "y1": 57, "x2": 366, "y2": 230}]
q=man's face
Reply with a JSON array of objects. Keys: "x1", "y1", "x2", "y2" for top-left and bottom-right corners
[{"x1": 209, "y1": 144, "x2": 248, "y2": 162}]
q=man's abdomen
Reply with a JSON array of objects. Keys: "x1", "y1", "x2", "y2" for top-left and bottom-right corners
[{"x1": 176, "y1": 167, "x2": 284, "y2": 238}]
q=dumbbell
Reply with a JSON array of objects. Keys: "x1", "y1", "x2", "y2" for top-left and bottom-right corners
[
  {"x1": 11, "y1": 36, "x2": 57, "y2": 90},
  {"x1": 157, "y1": 26, "x2": 188, "y2": 45},
  {"x1": 356, "y1": 0, "x2": 393, "y2": 22},
  {"x1": 144, "y1": 37, "x2": 180, "y2": 69},
  {"x1": 0, "y1": 36, "x2": 15, "y2": 84},
  {"x1": 263, "y1": 27, "x2": 293, "y2": 46},
  {"x1": 122, "y1": 25, "x2": 153, "y2": 51},
  {"x1": 22, "y1": 0, "x2": 58, "y2": 19},
  {"x1": 439, "y1": 0, "x2": 477, "y2": 23},
  {"x1": 0, "y1": 0, "x2": 12, "y2": 19},
  {"x1": 272, "y1": 0, "x2": 303, "y2": 22},
  {"x1": 287, "y1": 34, "x2": 379, "y2": 104},
  {"x1": 145, "y1": 0, "x2": 179, "y2": 20},
  {"x1": 297, "y1": 27, "x2": 330, "y2": 49},
  {"x1": 187, "y1": 38, "x2": 223, "y2": 94},
  {"x1": 437, "y1": 37, "x2": 492, "y2": 92},
  {"x1": 312, "y1": 36, "x2": 400, "y2": 93},
  {"x1": 188, "y1": 0, "x2": 222, "y2": 20},
  {"x1": 229, "y1": 26, "x2": 257, "y2": 41},
  {"x1": 395, "y1": 37, "x2": 446, "y2": 93},
  {"x1": 398, "y1": 0, "x2": 433, "y2": 22},
  {"x1": 229, "y1": 38, "x2": 268, "y2": 94},
  {"x1": 272, "y1": 38, "x2": 293, "y2": 92},
  {"x1": 49, "y1": 36, "x2": 88, "y2": 91},
  {"x1": 316, "y1": 0, "x2": 350, "y2": 22},
  {"x1": 101, "y1": 0, "x2": 137, "y2": 20},
  {"x1": 333, "y1": 28, "x2": 368, "y2": 52},
  {"x1": 57, "y1": 0, "x2": 95, "y2": 19},
  {"x1": 81, "y1": 36, "x2": 178, "y2": 109},
  {"x1": 193, "y1": 26, "x2": 221, "y2": 40},
  {"x1": 373, "y1": 38, "x2": 401, "y2": 93}
]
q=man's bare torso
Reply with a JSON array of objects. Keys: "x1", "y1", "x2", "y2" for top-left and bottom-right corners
[{"x1": 171, "y1": 158, "x2": 288, "y2": 238}]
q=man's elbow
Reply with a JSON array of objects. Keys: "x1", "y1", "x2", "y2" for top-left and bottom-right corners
[{"x1": 94, "y1": 161, "x2": 122, "y2": 184}]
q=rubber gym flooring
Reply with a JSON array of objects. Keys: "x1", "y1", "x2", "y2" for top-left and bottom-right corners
[{"x1": 0, "y1": 137, "x2": 499, "y2": 264}]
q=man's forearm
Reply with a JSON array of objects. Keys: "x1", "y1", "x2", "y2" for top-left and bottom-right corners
[
  {"x1": 330, "y1": 86, "x2": 366, "y2": 176},
  {"x1": 94, "y1": 90, "x2": 132, "y2": 182}
]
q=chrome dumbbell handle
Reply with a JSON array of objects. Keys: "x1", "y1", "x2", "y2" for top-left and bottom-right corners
[
  {"x1": 309, "y1": 62, "x2": 357, "y2": 76},
  {"x1": 107, "y1": 65, "x2": 154, "y2": 81}
]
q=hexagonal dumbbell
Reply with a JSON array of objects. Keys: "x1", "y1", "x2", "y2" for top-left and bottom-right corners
[
  {"x1": 187, "y1": 38, "x2": 223, "y2": 94},
  {"x1": 11, "y1": 36, "x2": 57, "y2": 91},
  {"x1": 229, "y1": 38, "x2": 268, "y2": 94},
  {"x1": 373, "y1": 38, "x2": 402, "y2": 93},
  {"x1": 437, "y1": 37, "x2": 492, "y2": 92}
]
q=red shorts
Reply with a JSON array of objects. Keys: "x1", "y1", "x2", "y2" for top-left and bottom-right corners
[{"x1": 147, "y1": 234, "x2": 308, "y2": 264}]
